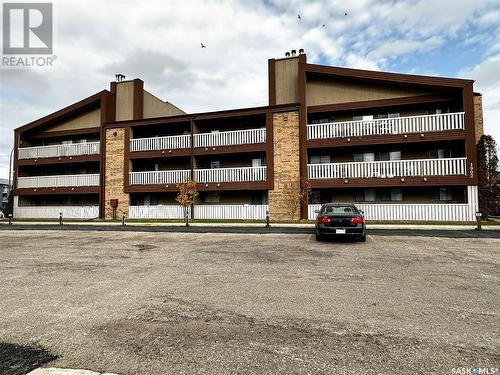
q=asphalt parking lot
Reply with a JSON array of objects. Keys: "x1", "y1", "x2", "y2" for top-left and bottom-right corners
[{"x1": 0, "y1": 230, "x2": 498, "y2": 374}]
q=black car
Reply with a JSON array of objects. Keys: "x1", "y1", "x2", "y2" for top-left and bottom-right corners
[{"x1": 315, "y1": 203, "x2": 366, "y2": 242}]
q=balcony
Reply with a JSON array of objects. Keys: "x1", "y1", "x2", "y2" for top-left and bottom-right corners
[
  {"x1": 129, "y1": 170, "x2": 191, "y2": 185},
  {"x1": 307, "y1": 112, "x2": 464, "y2": 140},
  {"x1": 18, "y1": 142, "x2": 100, "y2": 159},
  {"x1": 308, "y1": 157, "x2": 466, "y2": 180},
  {"x1": 130, "y1": 135, "x2": 191, "y2": 152},
  {"x1": 17, "y1": 174, "x2": 100, "y2": 189},
  {"x1": 194, "y1": 128, "x2": 266, "y2": 148},
  {"x1": 308, "y1": 203, "x2": 476, "y2": 221},
  {"x1": 194, "y1": 166, "x2": 267, "y2": 183}
]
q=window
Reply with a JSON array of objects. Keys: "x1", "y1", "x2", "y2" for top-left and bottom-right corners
[
  {"x1": 310, "y1": 190, "x2": 321, "y2": 204},
  {"x1": 427, "y1": 109, "x2": 443, "y2": 115},
  {"x1": 321, "y1": 205, "x2": 359, "y2": 214},
  {"x1": 356, "y1": 188, "x2": 376, "y2": 202},
  {"x1": 427, "y1": 149, "x2": 451, "y2": 159},
  {"x1": 379, "y1": 151, "x2": 401, "y2": 161},
  {"x1": 376, "y1": 113, "x2": 400, "y2": 119},
  {"x1": 353, "y1": 115, "x2": 374, "y2": 121},
  {"x1": 210, "y1": 160, "x2": 220, "y2": 169},
  {"x1": 353, "y1": 152, "x2": 375, "y2": 162},
  {"x1": 309, "y1": 155, "x2": 331, "y2": 164},
  {"x1": 205, "y1": 192, "x2": 220, "y2": 203},
  {"x1": 431, "y1": 187, "x2": 453, "y2": 201},
  {"x1": 251, "y1": 191, "x2": 267, "y2": 205}
]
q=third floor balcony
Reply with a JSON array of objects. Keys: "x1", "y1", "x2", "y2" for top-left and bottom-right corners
[
  {"x1": 193, "y1": 128, "x2": 266, "y2": 148},
  {"x1": 307, "y1": 112, "x2": 465, "y2": 140},
  {"x1": 130, "y1": 134, "x2": 191, "y2": 152},
  {"x1": 18, "y1": 142, "x2": 100, "y2": 160}
]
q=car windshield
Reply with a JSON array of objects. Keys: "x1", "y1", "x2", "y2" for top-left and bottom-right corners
[{"x1": 321, "y1": 205, "x2": 358, "y2": 214}]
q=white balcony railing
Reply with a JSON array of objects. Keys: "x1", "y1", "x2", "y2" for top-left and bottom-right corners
[
  {"x1": 194, "y1": 166, "x2": 267, "y2": 183},
  {"x1": 194, "y1": 128, "x2": 266, "y2": 148},
  {"x1": 308, "y1": 157, "x2": 466, "y2": 180},
  {"x1": 129, "y1": 170, "x2": 191, "y2": 185},
  {"x1": 18, "y1": 142, "x2": 100, "y2": 159},
  {"x1": 307, "y1": 112, "x2": 465, "y2": 140},
  {"x1": 308, "y1": 203, "x2": 476, "y2": 221},
  {"x1": 17, "y1": 174, "x2": 100, "y2": 189},
  {"x1": 130, "y1": 135, "x2": 191, "y2": 152}
]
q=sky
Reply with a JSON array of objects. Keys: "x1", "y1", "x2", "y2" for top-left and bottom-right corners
[{"x1": 1, "y1": 0, "x2": 500, "y2": 179}]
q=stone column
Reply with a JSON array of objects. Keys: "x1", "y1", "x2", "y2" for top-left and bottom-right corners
[
  {"x1": 268, "y1": 110, "x2": 301, "y2": 221},
  {"x1": 104, "y1": 128, "x2": 129, "y2": 219}
]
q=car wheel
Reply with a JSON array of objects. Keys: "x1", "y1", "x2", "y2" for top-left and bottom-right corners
[
  {"x1": 316, "y1": 234, "x2": 323, "y2": 241},
  {"x1": 359, "y1": 234, "x2": 367, "y2": 242}
]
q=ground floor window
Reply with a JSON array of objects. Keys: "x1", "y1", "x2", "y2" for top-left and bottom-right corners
[
  {"x1": 355, "y1": 188, "x2": 376, "y2": 202},
  {"x1": 380, "y1": 188, "x2": 403, "y2": 202}
]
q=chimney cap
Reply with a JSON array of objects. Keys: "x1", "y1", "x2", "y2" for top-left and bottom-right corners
[
  {"x1": 291, "y1": 49, "x2": 296, "y2": 56},
  {"x1": 285, "y1": 51, "x2": 290, "y2": 57},
  {"x1": 115, "y1": 73, "x2": 126, "y2": 82},
  {"x1": 299, "y1": 48, "x2": 304, "y2": 54}
]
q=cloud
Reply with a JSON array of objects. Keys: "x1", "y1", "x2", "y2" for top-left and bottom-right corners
[
  {"x1": 1, "y1": 0, "x2": 500, "y2": 178},
  {"x1": 460, "y1": 56, "x2": 500, "y2": 149}
]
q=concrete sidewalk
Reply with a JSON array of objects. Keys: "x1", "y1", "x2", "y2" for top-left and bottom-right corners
[
  {"x1": 1, "y1": 220, "x2": 499, "y2": 231},
  {"x1": 2, "y1": 222, "x2": 500, "y2": 238}
]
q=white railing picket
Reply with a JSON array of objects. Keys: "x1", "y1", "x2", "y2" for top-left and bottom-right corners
[
  {"x1": 308, "y1": 203, "x2": 475, "y2": 221},
  {"x1": 307, "y1": 112, "x2": 465, "y2": 140},
  {"x1": 194, "y1": 128, "x2": 266, "y2": 148},
  {"x1": 193, "y1": 166, "x2": 266, "y2": 183},
  {"x1": 130, "y1": 135, "x2": 191, "y2": 152},
  {"x1": 18, "y1": 142, "x2": 100, "y2": 159},
  {"x1": 129, "y1": 170, "x2": 191, "y2": 185},
  {"x1": 194, "y1": 204, "x2": 268, "y2": 220},
  {"x1": 307, "y1": 158, "x2": 466, "y2": 180},
  {"x1": 14, "y1": 205, "x2": 99, "y2": 219},
  {"x1": 129, "y1": 205, "x2": 186, "y2": 219},
  {"x1": 17, "y1": 174, "x2": 100, "y2": 189}
]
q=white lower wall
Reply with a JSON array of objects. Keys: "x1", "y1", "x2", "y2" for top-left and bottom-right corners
[
  {"x1": 194, "y1": 205, "x2": 268, "y2": 220},
  {"x1": 129, "y1": 205, "x2": 185, "y2": 219},
  {"x1": 308, "y1": 203, "x2": 477, "y2": 221},
  {"x1": 129, "y1": 204, "x2": 268, "y2": 220},
  {"x1": 14, "y1": 197, "x2": 99, "y2": 219},
  {"x1": 309, "y1": 185, "x2": 479, "y2": 222}
]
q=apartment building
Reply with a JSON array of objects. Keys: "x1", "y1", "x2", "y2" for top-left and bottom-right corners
[
  {"x1": 0, "y1": 178, "x2": 9, "y2": 211},
  {"x1": 12, "y1": 52, "x2": 483, "y2": 221}
]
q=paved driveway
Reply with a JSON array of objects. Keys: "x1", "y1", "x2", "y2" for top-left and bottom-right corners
[{"x1": 0, "y1": 230, "x2": 498, "y2": 374}]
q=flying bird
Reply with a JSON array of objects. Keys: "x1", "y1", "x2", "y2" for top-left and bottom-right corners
[
  {"x1": 201, "y1": 43, "x2": 206, "y2": 48},
  {"x1": 322, "y1": 24, "x2": 326, "y2": 27},
  {"x1": 297, "y1": 14, "x2": 301, "y2": 19},
  {"x1": 345, "y1": 12, "x2": 348, "y2": 16}
]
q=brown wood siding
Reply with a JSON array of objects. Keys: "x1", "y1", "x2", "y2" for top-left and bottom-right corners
[
  {"x1": 41, "y1": 108, "x2": 101, "y2": 133},
  {"x1": 143, "y1": 91, "x2": 185, "y2": 118},
  {"x1": 115, "y1": 82, "x2": 135, "y2": 121},
  {"x1": 306, "y1": 77, "x2": 435, "y2": 106},
  {"x1": 275, "y1": 58, "x2": 299, "y2": 105}
]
